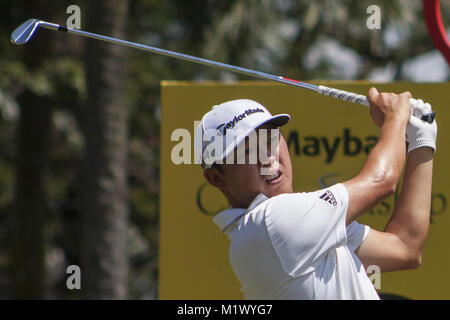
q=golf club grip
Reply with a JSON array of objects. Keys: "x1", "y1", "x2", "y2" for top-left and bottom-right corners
[{"x1": 318, "y1": 85, "x2": 435, "y2": 123}]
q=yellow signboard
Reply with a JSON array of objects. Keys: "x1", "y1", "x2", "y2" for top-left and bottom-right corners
[{"x1": 160, "y1": 81, "x2": 449, "y2": 299}]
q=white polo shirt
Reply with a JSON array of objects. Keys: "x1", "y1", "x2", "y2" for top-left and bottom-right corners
[{"x1": 213, "y1": 183, "x2": 380, "y2": 300}]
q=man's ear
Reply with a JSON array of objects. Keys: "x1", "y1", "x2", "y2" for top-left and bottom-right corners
[{"x1": 204, "y1": 168, "x2": 226, "y2": 190}]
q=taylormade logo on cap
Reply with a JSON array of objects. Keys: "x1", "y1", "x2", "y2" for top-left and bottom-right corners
[{"x1": 216, "y1": 108, "x2": 265, "y2": 135}]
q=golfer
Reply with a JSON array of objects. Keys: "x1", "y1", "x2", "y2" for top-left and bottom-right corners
[{"x1": 194, "y1": 88, "x2": 437, "y2": 299}]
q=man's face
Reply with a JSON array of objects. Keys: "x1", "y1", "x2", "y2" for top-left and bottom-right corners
[{"x1": 207, "y1": 123, "x2": 293, "y2": 208}]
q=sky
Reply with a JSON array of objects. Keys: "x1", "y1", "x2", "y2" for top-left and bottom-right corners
[{"x1": 303, "y1": 28, "x2": 450, "y2": 83}]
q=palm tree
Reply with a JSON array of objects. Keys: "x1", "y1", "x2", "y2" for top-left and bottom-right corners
[{"x1": 80, "y1": 0, "x2": 129, "y2": 299}]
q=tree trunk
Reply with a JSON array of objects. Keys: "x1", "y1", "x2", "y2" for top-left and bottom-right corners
[
  {"x1": 81, "y1": 0, "x2": 129, "y2": 299},
  {"x1": 11, "y1": 0, "x2": 61, "y2": 299},
  {"x1": 12, "y1": 93, "x2": 52, "y2": 299}
]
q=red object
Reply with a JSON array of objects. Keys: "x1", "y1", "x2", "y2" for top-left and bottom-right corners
[
  {"x1": 280, "y1": 77, "x2": 302, "y2": 83},
  {"x1": 423, "y1": 0, "x2": 450, "y2": 65}
]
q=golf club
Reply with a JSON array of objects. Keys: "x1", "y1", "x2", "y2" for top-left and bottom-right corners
[{"x1": 10, "y1": 18, "x2": 435, "y2": 123}]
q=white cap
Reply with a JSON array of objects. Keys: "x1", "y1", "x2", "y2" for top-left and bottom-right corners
[{"x1": 194, "y1": 99, "x2": 290, "y2": 169}]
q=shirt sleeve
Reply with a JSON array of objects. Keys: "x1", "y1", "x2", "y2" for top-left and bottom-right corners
[
  {"x1": 264, "y1": 183, "x2": 349, "y2": 277},
  {"x1": 346, "y1": 221, "x2": 370, "y2": 252}
]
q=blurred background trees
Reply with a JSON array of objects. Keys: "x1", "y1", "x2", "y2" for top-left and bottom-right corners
[{"x1": 0, "y1": 0, "x2": 448, "y2": 299}]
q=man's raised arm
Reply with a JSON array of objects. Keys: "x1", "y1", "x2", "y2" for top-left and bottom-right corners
[
  {"x1": 343, "y1": 87, "x2": 411, "y2": 225},
  {"x1": 355, "y1": 102, "x2": 437, "y2": 272}
]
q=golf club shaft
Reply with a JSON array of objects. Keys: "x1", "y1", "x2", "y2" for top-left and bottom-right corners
[
  {"x1": 40, "y1": 22, "x2": 318, "y2": 90},
  {"x1": 26, "y1": 20, "x2": 436, "y2": 122}
]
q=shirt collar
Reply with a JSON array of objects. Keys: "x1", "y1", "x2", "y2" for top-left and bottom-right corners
[{"x1": 212, "y1": 193, "x2": 269, "y2": 232}]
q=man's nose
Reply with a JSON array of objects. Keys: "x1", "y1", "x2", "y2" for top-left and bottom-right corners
[
  {"x1": 258, "y1": 143, "x2": 280, "y2": 166},
  {"x1": 259, "y1": 155, "x2": 279, "y2": 175},
  {"x1": 259, "y1": 154, "x2": 275, "y2": 167}
]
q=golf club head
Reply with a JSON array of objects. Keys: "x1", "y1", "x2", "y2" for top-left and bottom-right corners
[{"x1": 11, "y1": 19, "x2": 41, "y2": 45}]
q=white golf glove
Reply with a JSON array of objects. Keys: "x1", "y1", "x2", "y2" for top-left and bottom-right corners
[{"x1": 406, "y1": 99, "x2": 437, "y2": 154}]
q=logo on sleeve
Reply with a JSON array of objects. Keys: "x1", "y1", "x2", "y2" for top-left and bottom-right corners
[{"x1": 319, "y1": 190, "x2": 337, "y2": 206}]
